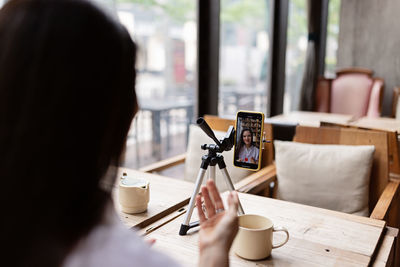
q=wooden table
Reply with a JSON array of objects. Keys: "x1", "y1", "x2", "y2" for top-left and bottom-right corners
[
  {"x1": 270, "y1": 111, "x2": 355, "y2": 127},
  {"x1": 112, "y1": 168, "x2": 194, "y2": 229},
  {"x1": 145, "y1": 192, "x2": 394, "y2": 267},
  {"x1": 349, "y1": 117, "x2": 400, "y2": 133},
  {"x1": 270, "y1": 112, "x2": 400, "y2": 135}
]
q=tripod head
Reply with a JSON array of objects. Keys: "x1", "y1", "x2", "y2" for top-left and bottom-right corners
[{"x1": 197, "y1": 117, "x2": 234, "y2": 153}]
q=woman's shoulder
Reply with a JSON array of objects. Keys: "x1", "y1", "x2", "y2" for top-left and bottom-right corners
[{"x1": 63, "y1": 203, "x2": 179, "y2": 267}]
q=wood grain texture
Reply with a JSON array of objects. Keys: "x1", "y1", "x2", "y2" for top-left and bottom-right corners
[
  {"x1": 112, "y1": 168, "x2": 194, "y2": 229},
  {"x1": 270, "y1": 111, "x2": 354, "y2": 127},
  {"x1": 387, "y1": 131, "x2": 400, "y2": 177},
  {"x1": 147, "y1": 192, "x2": 387, "y2": 267},
  {"x1": 372, "y1": 227, "x2": 398, "y2": 267},
  {"x1": 371, "y1": 181, "x2": 400, "y2": 220},
  {"x1": 350, "y1": 117, "x2": 400, "y2": 133},
  {"x1": 234, "y1": 164, "x2": 276, "y2": 194},
  {"x1": 386, "y1": 180, "x2": 400, "y2": 230}
]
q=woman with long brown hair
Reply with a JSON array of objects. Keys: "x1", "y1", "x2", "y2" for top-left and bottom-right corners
[
  {"x1": 0, "y1": 0, "x2": 238, "y2": 266},
  {"x1": 235, "y1": 128, "x2": 259, "y2": 163}
]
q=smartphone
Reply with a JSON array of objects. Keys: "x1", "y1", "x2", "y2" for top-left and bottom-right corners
[{"x1": 233, "y1": 111, "x2": 264, "y2": 171}]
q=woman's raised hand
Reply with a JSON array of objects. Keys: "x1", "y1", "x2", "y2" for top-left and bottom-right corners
[{"x1": 196, "y1": 180, "x2": 239, "y2": 267}]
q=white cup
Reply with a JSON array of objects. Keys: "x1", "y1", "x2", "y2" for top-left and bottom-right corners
[
  {"x1": 232, "y1": 214, "x2": 289, "y2": 260},
  {"x1": 118, "y1": 173, "x2": 150, "y2": 214}
]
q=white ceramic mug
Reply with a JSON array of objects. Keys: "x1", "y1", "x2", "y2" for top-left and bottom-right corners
[
  {"x1": 232, "y1": 214, "x2": 289, "y2": 260},
  {"x1": 118, "y1": 173, "x2": 150, "y2": 214}
]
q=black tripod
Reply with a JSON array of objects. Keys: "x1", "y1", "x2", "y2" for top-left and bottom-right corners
[{"x1": 179, "y1": 118, "x2": 244, "y2": 236}]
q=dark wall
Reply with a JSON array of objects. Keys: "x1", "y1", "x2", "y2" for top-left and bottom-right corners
[{"x1": 337, "y1": 0, "x2": 400, "y2": 116}]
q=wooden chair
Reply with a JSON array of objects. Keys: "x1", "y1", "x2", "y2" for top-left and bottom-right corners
[
  {"x1": 391, "y1": 86, "x2": 400, "y2": 119},
  {"x1": 236, "y1": 125, "x2": 400, "y2": 227},
  {"x1": 315, "y1": 67, "x2": 384, "y2": 118}
]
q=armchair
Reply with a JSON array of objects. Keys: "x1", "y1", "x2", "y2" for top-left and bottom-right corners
[
  {"x1": 236, "y1": 125, "x2": 400, "y2": 227},
  {"x1": 315, "y1": 67, "x2": 384, "y2": 118}
]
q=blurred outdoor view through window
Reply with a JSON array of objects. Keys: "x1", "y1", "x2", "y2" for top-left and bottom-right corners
[
  {"x1": 93, "y1": 0, "x2": 197, "y2": 169},
  {"x1": 219, "y1": 0, "x2": 271, "y2": 118},
  {"x1": 93, "y1": 0, "x2": 274, "y2": 170},
  {"x1": 325, "y1": 0, "x2": 340, "y2": 77},
  {"x1": 284, "y1": 0, "x2": 307, "y2": 113},
  {"x1": 284, "y1": 0, "x2": 340, "y2": 113},
  {"x1": 81, "y1": 0, "x2": 340, "y2": 170}
]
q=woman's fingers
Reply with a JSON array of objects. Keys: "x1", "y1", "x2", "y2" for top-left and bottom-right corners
[
  {"x1": 196, "y1": 195, "x2": 207, "y2": 223},
  {"x1": 227, "y1": 191, "x2": 239, "y2": 215},
  {"x1": 201, "y1": 185, "x2": 216, "y2": 218},
  {"x1": 198, "y1": 182, "x2": 237, "y2": 223},
  {"x1": 206, "y1": 180, "x2": 224, "y2": 211}
]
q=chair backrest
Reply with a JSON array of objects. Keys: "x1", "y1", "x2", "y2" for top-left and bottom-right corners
[
  {"x1": 315, "y1": 67, "x2": 383, "y2": 118},
  {"x1": 293, "y1": 126, "x2": 389, "y2": 213},
  {"x1": 271, "y1": 121, "x2": 297, "y2": 142},
  {"x1": 391, "y1": 87, "x2": 400, "y2": 119}
]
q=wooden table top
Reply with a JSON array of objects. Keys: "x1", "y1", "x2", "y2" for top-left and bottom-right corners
[
  {"x1": 270, "y1": 111, "x2": 355, "y2": 127},
  {"x1": 349, "y1": 117, "x2": 400, "y2": 133},
  {"x1": 145, "y1": 192, "x2": 388, "y2": 267},
  {"x1": 112, "y1": 168, "x2": 194, "y2": 229}
]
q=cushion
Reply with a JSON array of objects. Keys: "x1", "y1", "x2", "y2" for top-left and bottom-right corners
[
  {"x1": 274, "y1": 140, "x2": 375, "y2": 216},
  {"x1": 185, "y1": 124, "x2": 252, "y2": 192}
]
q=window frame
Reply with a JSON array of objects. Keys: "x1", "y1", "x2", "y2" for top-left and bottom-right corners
[{"x1": 197, "y1": 0, "x2": 329, "y2": 117}]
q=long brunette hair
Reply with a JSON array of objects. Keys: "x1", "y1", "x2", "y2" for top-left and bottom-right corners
[
  {"x1": 0, "y1": 0, "x2": 137, "y2": 266},
  {"x1": 235, "y1": 128, "x2": 254, "y2": 159}
]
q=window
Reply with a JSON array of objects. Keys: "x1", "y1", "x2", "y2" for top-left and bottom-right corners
[
  {"x1": 218, "y1": 0, "x2": 271, "y2": 118},
  {"x1": 89, "y1": 0, "x2": 335, "y2": 171},
  {"x1": 283, "y1": 0, "x2": 307, "y2": 113},
  {"x1": 324, "y1": 0, "x2": 341, "y2": 77},
  {"x1": 93, "y1": 0, "x2": 197, "y2": 169}
]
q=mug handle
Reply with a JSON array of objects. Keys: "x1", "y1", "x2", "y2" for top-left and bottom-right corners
[{"x1": 272, "y1": 226, "x2": 289, "y2": 249}]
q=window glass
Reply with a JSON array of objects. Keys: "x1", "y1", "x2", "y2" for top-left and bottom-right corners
[
  {"x1": 95, "y1": 0, "x2": 197, "y2": 170},
  {"x1": 283, "y1": 0, "x2": 307, "y2": 113},
  {"x1": 218, "y1": 0, "x2": 271, "y2": 118},
  {"x1": 324, "y1": 0, "x2": 341, "y2": 77}
]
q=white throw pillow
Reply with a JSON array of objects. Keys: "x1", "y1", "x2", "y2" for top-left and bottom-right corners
[
  {"x1": 184, "y1": 124, "x2": 252, "y2": 192},
  {"x1": 274, "y1": 140, "x2": 375, "y2": 216}
]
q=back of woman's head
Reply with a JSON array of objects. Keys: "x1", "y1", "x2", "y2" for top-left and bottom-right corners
[{"x1": 0, "y1": 0, "x2": 137, "y2": 265}]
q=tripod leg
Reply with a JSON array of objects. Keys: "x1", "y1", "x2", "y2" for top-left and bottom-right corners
[
  {"x1": 179, "y1": 168, "x2": 207, "y2": 235},
  {"x1": 208, "y1": 165, "x2": 216, "y2": 183},
  {"x1": 219, "y1": 167, "x2": 244, "y2": 215}
]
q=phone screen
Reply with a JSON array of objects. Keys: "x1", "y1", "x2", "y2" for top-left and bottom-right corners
[{"x1": 233, "y1": 111, "x2": 264, "y2": 171}]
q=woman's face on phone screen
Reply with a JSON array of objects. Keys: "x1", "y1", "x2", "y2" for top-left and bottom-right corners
[{"x1": 243, "y1": 130, "x2": 252, "y2": 146}]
